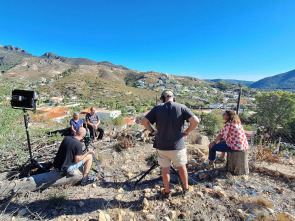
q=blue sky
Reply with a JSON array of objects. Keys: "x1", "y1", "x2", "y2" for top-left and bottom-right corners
[{"x1": 1, "y1": 0, "x2": 295, "y2": 81}]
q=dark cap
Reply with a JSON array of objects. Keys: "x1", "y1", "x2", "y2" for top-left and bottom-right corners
[{"x1": 161, "y1": 90, "x2": 174, "y2": 98}]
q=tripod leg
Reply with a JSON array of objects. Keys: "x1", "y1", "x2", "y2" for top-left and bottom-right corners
[{"x1": 134, "y1": 162, "x2": 159, "y2": 186}]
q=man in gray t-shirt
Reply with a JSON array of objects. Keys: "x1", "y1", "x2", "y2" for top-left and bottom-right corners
[
  {"x1": 86, "y1": 107, "x2": 104, "y2": 141},
  {"x1": 142, "y1": 90, "x2": 199, "y2": 197}
]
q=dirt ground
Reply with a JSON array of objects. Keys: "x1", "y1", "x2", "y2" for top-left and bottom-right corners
[{"x1": 1, "y1": 136, "x2": 295, "y2": 221}]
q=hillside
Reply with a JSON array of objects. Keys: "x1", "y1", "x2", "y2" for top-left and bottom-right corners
[
  {"x1": 0, "y1": 44, "x2": 205, "y2": 105},
  {"x1": 205, "y1": 79, "x2": 254, "y2": 87},
  {"x1": 250, "y1": 69, "x2": 295, "y2": 90}
]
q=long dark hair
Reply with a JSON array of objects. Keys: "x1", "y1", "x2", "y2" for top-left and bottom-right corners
[{"x1": 224, "y1": 110, "x2": 241, "y2": 124}]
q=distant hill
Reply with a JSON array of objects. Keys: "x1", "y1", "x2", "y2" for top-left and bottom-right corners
[
  {"x1": 249, "y1": 69, "x2": 295, "y2": 90},
  {"x1": 204, "y1": 79, "x2": 254, "y2": 87},
  {"x1": 0, "y1": 44, "x2": 204, "y2": 105},
  {"x1": 41, "y1": 52, "x2": 128, "y2": 69}
]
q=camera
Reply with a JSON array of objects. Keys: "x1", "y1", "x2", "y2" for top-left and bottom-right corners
[{"x1": 84, "y1": 135, "x2": 91, "y2": 147}]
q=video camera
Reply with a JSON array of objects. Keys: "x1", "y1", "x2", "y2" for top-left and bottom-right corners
[{"x1": 84, "y1": 134, "x2": 91, "y2": 147}]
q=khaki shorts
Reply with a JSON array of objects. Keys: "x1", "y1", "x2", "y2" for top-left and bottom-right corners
[{"x1": 157, "y1": 148, "x2": 187, "y2": 168}]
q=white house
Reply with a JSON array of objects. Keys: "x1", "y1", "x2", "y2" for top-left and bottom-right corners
[
  {"x1": 175, "y1": 84, "x2": 181, "y2": 89},
  {"x1": 209, "y1": 103, "x2": 223, "y2": 109},
  {"x1": 49, "y1": 97, "x2": 63, "y2": 104},
  {"x1": 97, "y1": 110, "x2": 121, "y2": 119}
]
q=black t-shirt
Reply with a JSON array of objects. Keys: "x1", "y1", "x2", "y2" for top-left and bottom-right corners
[
  {"x1": 53, "y1": 136, "x2": 83, "y2": 170},
  {"x1": 145, "y1": 101, "x2": 195, "y2": 150}
]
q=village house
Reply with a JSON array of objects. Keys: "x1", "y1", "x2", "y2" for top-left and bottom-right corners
[
  {"x1": 49, "y1": 96, "x2": 63, "y2": 104},
  {"x1": 35, "y1": 107, "x2": 71, "y2": 123},
  {"x1": 209, "y1": 103, "x2": 223, "y2": 109},
  {"x1": 121, "y1": 117, "x2": 136, "y2": 130},
  {"x1": 174, "y1": 84, "x2": 181, "y2": 89},
  {"x1": 96, "y1": 109, "x2": 121, "y2": 119}
]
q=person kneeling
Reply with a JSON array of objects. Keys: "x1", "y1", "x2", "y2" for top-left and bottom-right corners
[{"x1": 53, "y1": 127, "x2": 95, "y2": 185}]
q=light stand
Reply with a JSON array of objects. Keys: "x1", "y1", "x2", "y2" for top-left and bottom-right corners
[{"x1": 22, "y1": 108, "x2": 45, "y2": 175}]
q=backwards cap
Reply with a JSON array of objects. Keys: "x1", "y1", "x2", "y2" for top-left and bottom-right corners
[{"x1": 161, "y1": 90, "x2": 174, "y2": 98}]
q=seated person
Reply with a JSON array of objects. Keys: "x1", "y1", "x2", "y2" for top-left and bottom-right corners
[
  {"x1": 70, "y1": 112, "x2": 83, "y2": 136},
  {"x1": 53, "y1": 128, "x2": 95, "y2": 185},
  {"x1": 86, "y1": 107, "x2": 104, "y2": 141},
  {"x1": 204, "y1": 110, "x2": 248, "y2": 167}
]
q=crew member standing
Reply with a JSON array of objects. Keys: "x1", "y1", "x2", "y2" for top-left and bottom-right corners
[
  {"x1": 142, "y1": 90, "x2": 199, "y2": 198},
  {"x1": 86, "y1": 107, "x2": 104, "y2": 141}
]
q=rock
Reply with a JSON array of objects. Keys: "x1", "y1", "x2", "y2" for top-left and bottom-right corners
[
  {"x1": 78, "y1": 201, "x2": 85, "y2": 207},
  {"x1": 196, "y1": 191, "x2": 204, "y2": 198},
  {"x1": 213, "y1": 186, "x2": 222, "y2": 192},
  {"x1": 189, "y1": 158, "x2": 198, "y2": 165},
  {"x1": 117, "y1": 210, "x2": 126, "y2": 221},
  {"x1": 18, "y1": 208, "x2": 28, "y2": 216},
  {"x1": 196, "y1": 135, "x2": 210, "y2": 146},
  {"x1": 168, "y1": 210, "x2": 178, "y2": 219},
  {"x1": 163, "y1": 216, "x2": 171, "y2": 221},
  {"x1": 259, "y1": 167, "x2": 265, "y2": 172},
  {"x1": 208, "y1": 190, "x2": 215, "y2": 195},
  {"x1": 242, "y1": 175, "x2": 249, "y2": 180},
  {"x1": 226, "y1": 172, "x2": 232, "y2": 178},
  {"x1": 126, "y1": 172, "x2": 134, "y2": 179},
  {"x1": 275, "y1": 187, "x2": 284, "y2": 194},
  {"x1": 144, "y1": 192, "x2": 151, "y2": 198},
  {"x1": 274, "y1": 171, "x2": 281, "y2": 177},
  {"x1": 129, "y1": 212, "x2": 135, "y2": 218},
  {"x1": 217, "y1": 190, "x2": 226, "y2": 197},
  {"x1": 175, "y1": 186, "x2": 182, "y2": 192},
  {"x1": 194, "y1": 148, "x2": 205, "y2": 157},
  {"x1": 289, "y1": 159, "x2": 294, "y2": 165},
  {"x1": 144, "y1": 188, "x2": 151, "y2": 193},
  {"x1": 199, "y1": 172, "x2": 207, "y2": 179},
  {"x1": 115, "y1": 194, "x2": 123, "y2": 201},
  {"x1": 146, "y1": 214, "x2": 157, "y2": 220},
  {"x1": 118, "y1": 187, "x2": 124, "y2": 193},
  {"x1": 98, "y1": 210, "x2": 111, "y2": 221},
  {"x1": 154, "y1": 185, "x2": 161, "y2": 190},
  {"x1": 142, "y1": 198, "x2": 149, "y2": 208},
  {"x1": 11, "y1": 217, "x2": 16, "y2": 221}
]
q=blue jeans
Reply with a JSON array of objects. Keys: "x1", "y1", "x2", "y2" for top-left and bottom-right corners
[
  {"x1": 208, "y1": 143, "x2": 241, "y2": 161},
  {"x1": 67, "y1": 160, "x2": 84, "y2": 173}
]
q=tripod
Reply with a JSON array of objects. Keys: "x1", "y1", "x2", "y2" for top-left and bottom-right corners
[
  {"x1": 134, "y1": 161, "x2": 181, "y2": 187},
  {"x1": 84, "y1": 138, "x2": 105, "y2": 178},
  {"x1": 21, "y1": 109, "x2": 45, "y2": 176}
]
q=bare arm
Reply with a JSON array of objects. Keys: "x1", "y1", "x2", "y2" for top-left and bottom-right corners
[
  {"x1": 74, "y1": 149, "x2": 93, "y2": 163},
  {"x1": 142, "y1": 117, "x2": 157, "y2": 136},
  {"x1": 209, "y1": 133, "x2": 223, "y2": 149},
  {"x1": 183, "y1": 116, "x2": 199, "y2": 136},
  {"x1": 70, "y1": 125, "x2": 76, "y2": 133}
]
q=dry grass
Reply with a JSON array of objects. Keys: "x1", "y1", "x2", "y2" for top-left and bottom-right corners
[
  {"x1": 250, "y1": 196, "x2": 274, "y2": 209},
  {"x1": 118, "y1": 137, "x2": 133, "y2": 150},
  {"x1": 256, "y1": 146, "x2": 280, "y2": 163}
]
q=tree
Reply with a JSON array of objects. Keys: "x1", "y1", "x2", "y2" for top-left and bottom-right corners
[
  {"x1": 113, "y1": 115, "x2": 125, "y2": 127},
  {"x1": 255, "y1": 90, "x2": 295, "y2": 137},
  {"x1": 203, "y1": 111, "x2": 224, "y2": 137}
]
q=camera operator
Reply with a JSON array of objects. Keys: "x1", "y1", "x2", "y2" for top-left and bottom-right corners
[
  {"x1": 142, "y1": 90, "x2": 199, "y2": 198},
  {"x1": 53, "y1": 128, "x2": 95, "y2": 185}
]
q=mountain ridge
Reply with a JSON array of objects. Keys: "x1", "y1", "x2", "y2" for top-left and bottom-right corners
[{"x1": 249, "y1": 69, "x2": 295, "y2": 90}]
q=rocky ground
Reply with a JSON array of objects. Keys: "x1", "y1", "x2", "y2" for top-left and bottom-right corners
[{"x1": 1, "y1": 132, "x2": 295, "y2": 221}]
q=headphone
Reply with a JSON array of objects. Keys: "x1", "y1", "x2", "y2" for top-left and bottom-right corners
[{"x1": 160, "y1": 95, "x2": 176, "y2": 103}]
